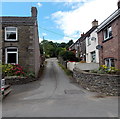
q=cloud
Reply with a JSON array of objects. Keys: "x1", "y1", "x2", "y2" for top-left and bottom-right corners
[
  {"x1": 39, "y1": 37, "x2": 43, "y2": 43},
  {"x1": 37, "y1": 2, "x2": 42, "y2": 7},
  {"x1": 42, "y1": 33, "x2": 47, "y2": 36},
  {"x1": 44, "y1": 16, "x2": 50, "y2": 19},
  {"x1": 52, "y1": 0, "x2": 118, "y2": 37}
]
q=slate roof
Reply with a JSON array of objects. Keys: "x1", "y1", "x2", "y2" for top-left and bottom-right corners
[
  {"x1": 0, "y1": 16, "x2": 36, "y2": 25},
  {"x1": 78, "y1": 26, "x2": 98, "y2": 42},
  {"x1": 97, "y1": 8, "x2": 120, "y2": 32}
]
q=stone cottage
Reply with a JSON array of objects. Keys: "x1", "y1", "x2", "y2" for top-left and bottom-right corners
[
  {"x1": 97, "y1": 1, "x2": 120, "y2": 69},
  {"x1": 0, "y1": 7, "x2": 41, "y2": 77}
]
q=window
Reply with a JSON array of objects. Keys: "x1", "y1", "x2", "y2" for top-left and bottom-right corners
[
  {"x1": 87, "y1": 37, "x2": 91, "y2": 46},
  {"x1": 105, "y1": 58, "x2": 115, "y2": 67},
  {"x1": 5, "y1": 27, "x2": 17, "y2": 41},
  {"x1": 104, "y1": 26, "x2": 112, "y2": 40},
  {"x1": 91, "y1": 51, "x2": 96, "y2": 62},
  {"x1": 5, "y1": 47, "x2": 18, "y2": 64}
]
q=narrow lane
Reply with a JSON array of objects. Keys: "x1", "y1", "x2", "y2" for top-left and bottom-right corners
[{"x1": 3, "y1": 58, "x2": 118, "y2": 117}]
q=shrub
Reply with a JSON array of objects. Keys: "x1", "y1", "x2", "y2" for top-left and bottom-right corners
[
  {"x1": 1, "y1": 64, "x2": 35, "y2": 77},
  {"x1": 91, "y1": 65, "x2": 120, "y2": 75}
]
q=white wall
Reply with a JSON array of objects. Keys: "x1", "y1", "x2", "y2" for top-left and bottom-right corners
[
  {"x1": 86, "y1": 29, "x2": 99, "y2": 63},
  {"x1": 67, "y1": 62, "x2": 99, "y2": 71}
]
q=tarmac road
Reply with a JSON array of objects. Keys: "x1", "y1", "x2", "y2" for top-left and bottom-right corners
[{"x1": 2, "y1": 58, "x2": 118, "y2": 117}]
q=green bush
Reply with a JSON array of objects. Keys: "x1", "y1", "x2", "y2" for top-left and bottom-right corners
[
  {"x1": 1, "y1": 64, "x2": 35, "y2": 78},
  {"x1": 59, "y1": 50, "x2": 79, "y2": 61}
]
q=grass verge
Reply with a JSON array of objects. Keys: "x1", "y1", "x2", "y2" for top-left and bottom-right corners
[{"x1": 58, "y1": 63, "x2": 73, "y2": 77}]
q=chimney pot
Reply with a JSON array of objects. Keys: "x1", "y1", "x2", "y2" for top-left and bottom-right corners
[
  {"x1": 81, "y1": 32, "x2": 84, "y2": 37},
  {"x1": 92, "y1": 19, "x2": 98, "y2": 27},
  {"x1": 31, "y1": 7, "x2": 37, "y2": 17}
]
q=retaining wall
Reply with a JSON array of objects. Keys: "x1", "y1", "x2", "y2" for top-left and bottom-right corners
[{"x1": 73, "y1": 68, "x2": 120, "y2": 96}]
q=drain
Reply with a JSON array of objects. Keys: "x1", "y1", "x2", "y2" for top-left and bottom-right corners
[{"x1": 64, "y1": 90, "x2": 85, "y2": 94}]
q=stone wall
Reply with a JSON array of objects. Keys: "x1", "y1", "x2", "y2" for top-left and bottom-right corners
[
  {"x1": 73, "y1": 68, "x2": 120, "y2": 96},
  {"x1": 5, "y1": 76, "x2": 38, "y2": 85}
]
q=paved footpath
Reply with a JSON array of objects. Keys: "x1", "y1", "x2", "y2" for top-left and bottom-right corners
[{"x1": 2, "y1": 58, "x2": 118, "y2": 117}]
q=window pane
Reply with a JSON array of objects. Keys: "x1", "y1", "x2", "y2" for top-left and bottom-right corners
[
  {"x1": 110, "y1": 59, "x2": 115, "y2": 67},
  {"x1": 7, "y1": 32, "x2": 16, "y2": 39},
  {"x1": 91, "y1": 51, "x2": 96, "y2": 62},
  {"x1": 7, "y1": 48, "x2": 17, "y2": 52},
  {"x1": 7, "y1": 53, "x2": 16, "y2": 63},
  {"x1": 104, "y1": 30, "x2": 108, "y2": 39},
  {"x1": 109, "y1": 27, "x2": 112, "y2": 37},
  {"x1": 6, "y1": 27, "x2": 16, "y2": 31}
]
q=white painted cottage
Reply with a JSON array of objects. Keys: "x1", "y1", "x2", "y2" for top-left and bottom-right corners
[{"x1": 86, "y1": 20, "x2": 99, "y2": 63}]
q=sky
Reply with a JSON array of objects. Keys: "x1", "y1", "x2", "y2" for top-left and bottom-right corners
[{"x1": 1, "y1": 0, "x2": 118, "y2": 43}]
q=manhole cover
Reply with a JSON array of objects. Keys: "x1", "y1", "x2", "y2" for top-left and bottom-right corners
[{"x1": 64, "y1": 90, "x2": 85, "y2": 94}]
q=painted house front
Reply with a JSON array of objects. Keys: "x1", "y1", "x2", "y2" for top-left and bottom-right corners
[{"x1": 86, "y1": 20, "x2": 99, "y2": 63}]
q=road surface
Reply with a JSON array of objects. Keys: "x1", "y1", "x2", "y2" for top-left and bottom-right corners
[{"x1": 2, "y1": 58, "x2": 118, "y2": 117}]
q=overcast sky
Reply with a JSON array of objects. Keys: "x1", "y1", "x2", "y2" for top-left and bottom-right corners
[{"x1": 1, "y1": 0, "x2": 118, "y2": 43}]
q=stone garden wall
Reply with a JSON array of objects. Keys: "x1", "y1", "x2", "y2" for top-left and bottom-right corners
[
  {"x1": 5, "y1": 76, "x2": 38, "y2": 85},
  {"x1": 73, "y1": 68, "x2": 120, "y2": 96}
]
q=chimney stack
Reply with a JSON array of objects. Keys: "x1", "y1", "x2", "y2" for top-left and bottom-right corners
[
  {"x1": 92, "y1": 19, "x2": 98, "y2": 27},
  {"x1": 31, "y1": 7, "x2": 37, "y2": 18},
  {"x1": 118, "y1": 0, "x2": 120, "y2": 9},
  {"x1": 81, "y1": 32, "x2": 84, "y2": 37}
]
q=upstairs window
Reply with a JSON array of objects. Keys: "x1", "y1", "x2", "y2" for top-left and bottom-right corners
[
  {"x1": 104, "y1": 26, "x2": 112, "y2": 40},
  {"x1": 5, "y1": 47, "x2": 18, "y2": 64},
  {"x1": 5, "y1": 27, "x2": 17, "y2": 41},
  {"x1": 87, "y1": 37, "x2": 91, "y2": 46}
]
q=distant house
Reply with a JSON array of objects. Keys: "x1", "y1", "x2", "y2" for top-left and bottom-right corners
[
  {"x1": 0, "y1": 7, "x2": 41, "y2": 77},
  {"x1": 97, "y1": 1, "x2": 120, "y2": 69},
  {"x1": 86, "y1": 20, "x2": 99, "y2": 63},
  {"x1": 69, "y1": 20, "x2": 98, "y2": 62}
]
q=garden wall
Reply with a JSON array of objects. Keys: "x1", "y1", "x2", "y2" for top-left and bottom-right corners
[
  {"x1": 73, "y1": 68, "x2": 120, "y2": 96},
  {"x1": 67, "y1": 62, "x2": 99, "y2": 71},
  {"x1": 5, "y1": 76, "x2": 38, "y2": 85}
]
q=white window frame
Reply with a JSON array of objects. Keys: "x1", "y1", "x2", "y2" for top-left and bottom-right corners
[
  {"x1": 104, "y1": 26, "x2": 112, "y2": 40},
  {"x1": 105, "y1": 58, "x2": 115, "y2": 68},
  {"x1": 5, "y1": 47, "x2": 18, "y2": 64},
  {"x1": 5, "y1": 27, "x2": 18, "y2": 41}
]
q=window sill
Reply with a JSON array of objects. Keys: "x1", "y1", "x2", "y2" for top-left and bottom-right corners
[
  {"x1": 102, "y1": 36, "x2": 113, "y2": 43},
  {"x1": 4, "y1": 40, "x2": 19, "y2": 42}
]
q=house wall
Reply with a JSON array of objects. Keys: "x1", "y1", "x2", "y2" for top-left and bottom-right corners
[
  {"x1": 2, "y1": 24, "x2": 40, "y2": 77},
  {"x1": 98, "y1": 17, "x2": 120, "y2": 69},
  {"x1": 86, "y1": 29, "x2": 99, "y2": 63},
  {"x1": 34, "y1": 23, "x2": 41, "y2": 77}
]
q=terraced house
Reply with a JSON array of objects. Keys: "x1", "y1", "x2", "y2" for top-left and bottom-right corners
[
  {"x1": 0, "y1": 7, "x2": 41, "y2": 77},
  {"x1": 97, "y1": 1, "x2": 120, "y2": 69}
]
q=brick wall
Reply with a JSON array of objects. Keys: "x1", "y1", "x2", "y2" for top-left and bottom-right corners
[{"x1": 98, "y1": 17, "x2": 120, "y2": 69}]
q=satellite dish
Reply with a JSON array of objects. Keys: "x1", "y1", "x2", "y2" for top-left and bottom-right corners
[{"x1": 96, "y1": 45, "x2": 103, "y2": 50}]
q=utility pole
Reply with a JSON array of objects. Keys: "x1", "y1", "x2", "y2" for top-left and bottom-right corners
[{"x1": 43, "y1": 36, "x2": 45, "y2": 55}]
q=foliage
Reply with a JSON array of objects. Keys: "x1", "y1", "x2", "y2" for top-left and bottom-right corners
[
  {"x1": 58, "y1": 63, "x2": 73, "y2": 76},
  {"x1": 1, "y1": 64, "x2": 35, "y2": 78},
  {"x1": 59, "y1": 50, "x2": 79, "y2": 61},
  {"x1": 91, "y1": 65, "x2": 120, "y2": 75},
  {"x1": 80, "y1": 61, "x2": 86, "y2": 63},
  {"x1": 40, "y1": 39, "x2": 74, "y2": 58}
]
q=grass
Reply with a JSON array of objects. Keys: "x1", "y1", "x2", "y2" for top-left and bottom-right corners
[{"x1": 58, "y1": 63, "x2": 73, "y2": 77}]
